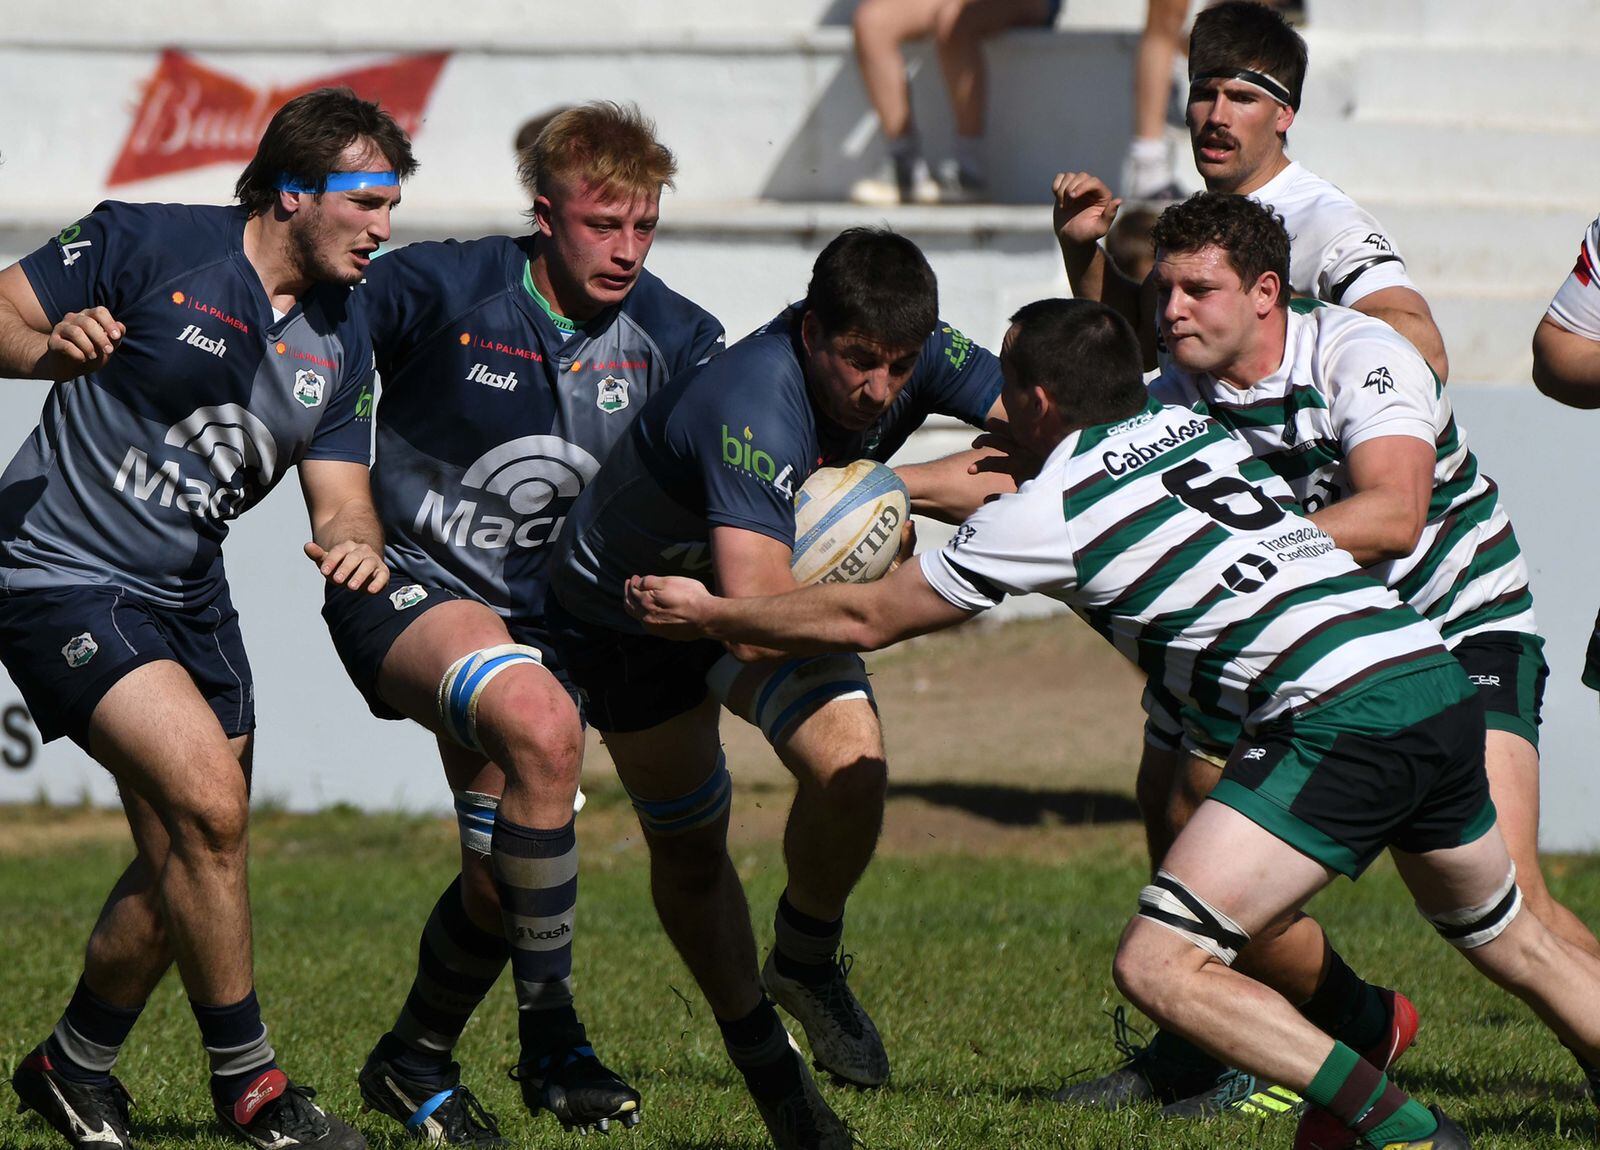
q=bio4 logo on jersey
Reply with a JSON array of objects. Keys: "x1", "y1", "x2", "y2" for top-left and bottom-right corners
[
  {"x1": 413, "y1": 436, "x2": 600, "y2": 550},
  {"x1": 113, "y1": 404, "x2": 280, "y2": 521},
  {"x1": 720, "y1": 425, "x2": 795, "y2": 497},
  {"x1": 55, "y1": 223, "x2": 92, "y2": 268}
]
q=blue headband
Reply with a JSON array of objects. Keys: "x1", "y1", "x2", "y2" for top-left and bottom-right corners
[{"x1": 276, "y1": 170, "x2": 400, "y2": 194}]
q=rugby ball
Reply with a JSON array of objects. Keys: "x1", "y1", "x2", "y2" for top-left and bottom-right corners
[{"x1": 791, "y1": 460, "x2": 910, "y2": 585}]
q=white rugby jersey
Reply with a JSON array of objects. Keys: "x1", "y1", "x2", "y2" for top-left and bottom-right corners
[
  {"x1": 1545, "y1": 213, "x2": 1600, "y2": 340},
  {"x1": 1249, "y1": 162, "x2": 1417, "y2": 308},
  {"x1": 921, "y1": 398, "x2": 1448, "y2": 730},
  {"x1": 1151, "y1": 302, "x2": 1535, "y2": 645}
]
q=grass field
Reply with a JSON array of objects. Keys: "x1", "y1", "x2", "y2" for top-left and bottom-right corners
[{"x1": 3, "y1": 617, "x2": 1599, "y2": 1149}]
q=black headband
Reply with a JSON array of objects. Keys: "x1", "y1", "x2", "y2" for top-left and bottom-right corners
[{"x1": 1190, "y1": 67, "x2": 1299, "y2": 111}]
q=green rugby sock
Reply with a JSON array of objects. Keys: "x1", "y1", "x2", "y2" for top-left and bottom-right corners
[{"x1": 1307, "y1": 1041, "x2": 1436, "y2": 1145}]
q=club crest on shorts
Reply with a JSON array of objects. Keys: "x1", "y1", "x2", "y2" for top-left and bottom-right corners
[
  {"x1": 293, "y1": 369, "x2": 326, "y2": 408},
  {"x1": 390, "y1": 584, "x2": 428, "y2": 611},
  {"x1": 596, "y1": 375, "x2": 630, "y2": 414},
  {"x1": 61, "y1": 632, "x2": 99, "y2": 668}
]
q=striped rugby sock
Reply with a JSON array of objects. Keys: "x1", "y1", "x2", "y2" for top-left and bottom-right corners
[{"x1": 491, "y1": 815, "x2": 582, "y2": 1059}]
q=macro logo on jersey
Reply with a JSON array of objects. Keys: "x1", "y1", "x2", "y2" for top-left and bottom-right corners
[
  {"x1": 596, "y1": 375, "x2": 629, "y2": 414},
  {"x1": 113, "y1": 404, "x2": 280, "y2": 521},
  {"x1": 413, "y1": 436, "x2": 601, "y2": 551},
  {"x1": 293, "y1": 370, "x2": 326, "y2": 408},
  {"x1": 1364, "y1": 367, "x2": 1395, "y2": 394},
  {"x1": 61, "y1": 633, "x2": 98, "y2": 668},
  {"x1": 390, "y1": 585, "x2": 428, "y2": 611},
  {"x1": 176, "y1": 324, "x2": 227, "y2": 358}
]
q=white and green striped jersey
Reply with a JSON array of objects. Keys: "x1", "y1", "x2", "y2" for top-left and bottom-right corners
[
  {"x1": 920, "y1": 397, "x2": 1450, "y2": 733},
  {"x1": 1150, "y1": 302, "x2": 1536, "y2": 647}
]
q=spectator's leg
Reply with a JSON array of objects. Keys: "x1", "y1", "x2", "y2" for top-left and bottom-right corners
[
  {"x1": 1126, "y1": 0, "x2": 1190, "y2": 198},
  {"x1": 852, "y1": 0, "x2": 946, "y2": 203}
]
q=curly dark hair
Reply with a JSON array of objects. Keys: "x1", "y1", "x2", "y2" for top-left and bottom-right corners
[
  {"x1": 235, "y1": 87, "x2": 417, "y2": 217},
  {"x1": 1151, "y1": 192, "x2": 1290, "y2": 307},
  {"x1": 1189, "y1": 1, "x2": 1308, "y2": 112}
]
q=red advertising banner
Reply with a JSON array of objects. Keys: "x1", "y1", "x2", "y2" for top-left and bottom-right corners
[{"x1": 108, "y1": 49, "x2": 449, "y2": 187}]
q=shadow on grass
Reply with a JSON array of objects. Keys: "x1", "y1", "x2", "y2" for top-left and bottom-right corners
[
  {"x1": 1394, "y1": 1065, "x2": 1592, "y2": 1104},
  {"x1": 887, "y1": 782, "x2": 1140, "y2": 827}
]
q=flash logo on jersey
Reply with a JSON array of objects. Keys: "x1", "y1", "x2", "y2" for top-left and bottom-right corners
[
  {"x1": 467, "y1": 362, "x2": 519, "y2": 392},
  {"x1": 62, "y1": 633, "x2": 99, "y2": 668},
  {"x1": 596, "y1": 375, "x2": 629, "y2": 414},
  {"x1": 176, "y1": 324, "x2": 228, "y2": 358},
  {"x1": 293, "y1": 369, "x2": 326, "y2": 408},
  {"x1": 1364, "y1": 366, "x2": 1395, "y2": 394}
]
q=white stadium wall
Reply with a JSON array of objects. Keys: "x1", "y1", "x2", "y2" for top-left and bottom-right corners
[{"x1": 1, "y1": 0, "x2": 1599, "y2": 845}]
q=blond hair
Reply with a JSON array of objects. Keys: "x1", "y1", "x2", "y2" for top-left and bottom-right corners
[{"x1": 517, "y1": 101, "x2": 676, "y2": 206}]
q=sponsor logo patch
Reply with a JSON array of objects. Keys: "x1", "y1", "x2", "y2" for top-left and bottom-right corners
[
  {"x1": 1364, "y1": 366, "x2": 1395, "y2": 394},
  {"x1": 467, "y1": 362, "x2": 518, "y2": 392},
  {"x1": 176, "y1": 324, "x2": 227, "y2": 358},
  {"x1": 62, "y1": 633, "x2": 99, "y2": 668}
]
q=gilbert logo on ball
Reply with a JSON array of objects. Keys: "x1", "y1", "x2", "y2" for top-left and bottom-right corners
[{"x1": 791, "y1": 460, "x2": 909, "y2": 585}]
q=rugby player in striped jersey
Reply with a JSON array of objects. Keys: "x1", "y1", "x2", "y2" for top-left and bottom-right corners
[{"x1": 623, "y1": 297, "x2": 1600, "y2": 1150}]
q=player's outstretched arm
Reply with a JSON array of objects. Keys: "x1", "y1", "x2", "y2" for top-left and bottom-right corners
[
  {"x1": 299, "y1": 459, "x2": 390, "y2": 593},
  {"x1": 1052, "y1": 172, "x2": 1159, "y2": 368},
  {"x1": 1532, "y1": 316, "x2": 1600, "y2": 408},
  {"x1": 0, "y1": 263, "x2": 123, "y2": 380},
  {"x1": 1351, "y1": 286, "x2": 1450, "y2": 384},
  {"x1": 627, "y1": 559, "x2": 976, "y2": 654}
]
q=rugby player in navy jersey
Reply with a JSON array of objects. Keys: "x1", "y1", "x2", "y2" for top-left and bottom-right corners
[
  {"x1": 0, "y1": 89, "x2": 414, "y2": 1150},
  {"x1": 548, "y1": 228, "x2": 1009, "y2": 1148},
  {"x1": 320, "y1": 103, "x2": 722, "y2": 1142}
]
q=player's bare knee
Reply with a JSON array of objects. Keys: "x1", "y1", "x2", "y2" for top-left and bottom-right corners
[
  {"x1": 167, "y1": 791, "x2": 250, "y2": 861},
  {"x1": 802, "y1": 750, "x2": 888, "y2": 809},
  {"x1": 647, "y1": 824, "x2": 731, "y2": 888},
  {"x1": 491, "y1": 706, "x2": 583, "y2": 797}
]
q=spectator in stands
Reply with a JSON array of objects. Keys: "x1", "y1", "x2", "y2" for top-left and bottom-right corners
[
  {"x1": 849, "y1": 0, "x2": 1061, "y2": 205},
  {"x1": 1123, "y1": 0, "x2": 1191, "y2": 201}
]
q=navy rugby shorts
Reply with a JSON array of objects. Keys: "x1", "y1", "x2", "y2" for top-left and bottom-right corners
[
  {"x1": 0, "y1": 582, "x2": 253, "y2": 748},
  {"x1": 323, "y1": 574, "x2": 577, "y2": 721}
]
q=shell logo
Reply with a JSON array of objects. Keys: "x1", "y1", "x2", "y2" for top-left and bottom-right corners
[
  {"x1": 569, "y1": 361, "x2": 582, "y2": 372},
  {"x1": 459, "y1": 332, "x2": 471, "y2": 345},
  {"x1": 275, "y1": 342, "x2": 287, "y2": 355},
  {"x1": 171, "y1": 291, "x2": 185, "y2": 305}
]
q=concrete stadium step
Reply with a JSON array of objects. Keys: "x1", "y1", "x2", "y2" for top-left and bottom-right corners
[
  {"x1": 1290, "y1": 119, "x2": 1600, "y2": 209},
  {"x1": 1336, "y1": 45, "x2": 1600, "y2": 129},
  {"x1": 1354, "y1": 202, "x2": 1591, "y2": 292},
  {"x1": 1306, "y1": 0, "x2": 1600, "y2": 45},
  {"x1": 4, "y1": 0, "x2": 1144, "y2": 48}
]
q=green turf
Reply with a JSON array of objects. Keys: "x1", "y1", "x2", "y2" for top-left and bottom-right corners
[{"x1": 2, "y1": 807, "x2": 1598, "y2": 1148}]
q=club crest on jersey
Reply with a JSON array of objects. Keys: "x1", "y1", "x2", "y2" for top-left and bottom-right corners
[
  {"x1": 1364, "y1": 366, "x2": 1395, "y2": 394},
  {"x1": 390, "y1": 584, "x2": 429, "y2": 611},
  {"x1": 62, "y1": 632, "x2": 99, "y2": 668},
  {"x1": 596, "y1": 375, "x2": 630, "y2": 414},
  {"x1": 293, "y1": 369, "x2": 326, "y2": 408}
]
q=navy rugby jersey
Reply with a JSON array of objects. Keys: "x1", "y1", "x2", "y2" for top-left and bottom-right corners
[
  {"x1": 0, "y1": 202, "x2": 373, "y2": 608},
  {"x1": 363, "y1": 236, "x2": 724, "y2": 621},
  {"x1": 553, "y1": 306, "x2": 1001, "y2": 631}
]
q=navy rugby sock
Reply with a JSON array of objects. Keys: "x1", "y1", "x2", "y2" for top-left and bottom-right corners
[
  {"x1": 719, "y1": 997, "x2": 803, "y2": 1103},
  {"x1": 388, "y1": 875, "x2": 511, "y2": 1086},
  {"x1": 772, "y1": 891, "x2": 842, "y2": 985},
  {"x1": 490, "y1": 815, "x2": 583, "y2": 1062},
  {"x1": 191, "y1": 990, "x2": 277, "y2": 1106},
  {"x1": 43, "y1": 975, "x2": 144, "y2": 1084}
]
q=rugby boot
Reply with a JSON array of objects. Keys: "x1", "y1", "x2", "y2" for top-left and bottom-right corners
[
  {"x1": 763, "y1": 950, "x2": 889, "y2": 1088},
  {"x1": 357, "y1": 1046, "x2": 505, "y2": 1146},
  {"x1": 1371, "y1": 1106, "x2": 1470, "y2": 1150},
  {"x1": 1158, "y1": 1067, "x2": 1301, "y2": 1118},
  {"x1": 746, "y1": 1032, "x2": 855, "y2": 1150},
  {"x1": 12, "y1": 1047, "x2": 136, "y2": 1150},
  {"x1": 511, "y1": 1026, "x2": 641, "y2": 1134},
  {"x1": 214, "y1": 1068, "x2": 366, "y2": 1150},
  {"x1": 1052, "y1": 1006, "x2": 1230, "y2": 1109},
  {"x1": 1294, "y1": 990, "x2": 1421, "y2": 1150}
]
